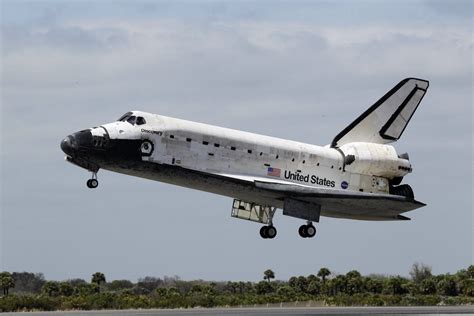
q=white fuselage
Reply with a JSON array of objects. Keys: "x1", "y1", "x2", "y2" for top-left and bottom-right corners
[{"x1": 99, "y1": 111, "x2": 411, "y2": 205}]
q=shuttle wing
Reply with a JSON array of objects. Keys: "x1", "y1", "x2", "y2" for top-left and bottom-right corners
[
  {"x1": 254, "y1": 180, "x2": 425, "y2": 221},
  {"x1": 331, "y1": 78, "x2": 429, "y2": 148},
  {"x1": 210, "y1": 172, "x2": 424, "y2": 221}
]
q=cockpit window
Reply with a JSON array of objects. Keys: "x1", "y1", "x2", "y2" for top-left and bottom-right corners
[
  {"x1": 117, "y1": 112, "x2": 145, "y2": 126},
  {"x1": 117, "y1": 112, "x2": 133, "y2": 122},
  {"x1": 136, "y1": 116, "x2": 146, "y2": 125},
  {"x1": 126, "y1": 116, "x2": 137, "y2": 125}
]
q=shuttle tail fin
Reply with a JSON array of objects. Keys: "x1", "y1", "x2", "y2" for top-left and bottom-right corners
[{"x1": 331, "y1": 78, "x2": 429, "y2": 148}]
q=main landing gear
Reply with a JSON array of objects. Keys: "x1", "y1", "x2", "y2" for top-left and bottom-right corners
[
  {"x1": 231, "y1": 199, "x2": 317, "y2": 240},
  {"x1": 260, "y1": 210, "x2": 277, "y2": 239},
  {"x1": 259, "y1": 222, "x2": 317, "y2": 239},
  {"x1": 299, "y1": 222, "x2": 316, "y2": 238},
  {"x1": 86, "y1": 172, "x2": 99, "y2": 189}
]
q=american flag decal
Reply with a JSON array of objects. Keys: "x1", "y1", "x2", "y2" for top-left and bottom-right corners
[{"x1": 267, "y1": 167, "x2": 281, "y2": 177}]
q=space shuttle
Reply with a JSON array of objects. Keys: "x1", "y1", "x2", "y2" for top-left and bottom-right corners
[{"x1": 61, "y1": 78, "x2": 429, "y2": 239}]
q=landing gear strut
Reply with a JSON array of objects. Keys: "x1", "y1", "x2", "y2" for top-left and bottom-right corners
[
  {"x1": 86, "y1": 172, "x2": 99, "y2": 189},
  {"x1": 260, "y1": 206, "x2": 277, "y2": 239},
  {"x1": 299, "y1": 221, "x2": 316, "y2": 238}
]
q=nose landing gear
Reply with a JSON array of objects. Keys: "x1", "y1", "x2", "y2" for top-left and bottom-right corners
[
  {"x1": 299, "y1": 222, "x2": 316, "y2": 238},
  {"x1": 86, "y1": 172, "x2": 99, "y2": 189}
]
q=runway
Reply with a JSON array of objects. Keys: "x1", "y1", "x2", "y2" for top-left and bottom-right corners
[{"x1": 5, "y1": 306, "x2": 474, "y2": 315}]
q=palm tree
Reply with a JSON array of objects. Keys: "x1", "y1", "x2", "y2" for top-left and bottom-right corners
[
  {"x1": 91, "y1": 272, "x2": 106, "y2": 293},
  {"x1": 468, "y1": 265, "x2": 474, "y2": 278},
  {"x1": 409, "y1": 262, "x2": 432, "y2": 284},
  {"x1": 41, "y1": 281, "x2": 60, "y2": 297},
  {"x1": 346, "y1": 270, "x2": 363, "y2": 294},
  {"x1": 263, "y1": 269, "x2": 275, "y2": 282},
  {"x1": 0, "y1": 272, "x2": 15, "y2": 295},
  {"x1": 317, "y1": 267, "x2": 331, "y2": 284}
]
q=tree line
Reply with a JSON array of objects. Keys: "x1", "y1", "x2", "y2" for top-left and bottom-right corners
[{"x1": 0, "y1": 264, "x2": 473, "y2": 312}]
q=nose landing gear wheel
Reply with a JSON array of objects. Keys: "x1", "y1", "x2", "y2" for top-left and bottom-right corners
[
  {"x1": 86, "y1": 172, "x2": 99, "y2": 189},
  {"x1": 86, "y1": 179, "x2": 98, "y2": 189},
  {"x1": 260, "y1": 225, "x2": 277, "y2": 239}
]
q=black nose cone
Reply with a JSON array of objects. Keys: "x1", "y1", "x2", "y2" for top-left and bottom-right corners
[{"x1": 61, "y1": 135, "x2": 76, "y2": 156}]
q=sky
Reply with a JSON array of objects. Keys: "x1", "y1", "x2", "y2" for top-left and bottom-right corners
[{"x1": 1, "y1": 0, "x2": 472, "y2": 283}]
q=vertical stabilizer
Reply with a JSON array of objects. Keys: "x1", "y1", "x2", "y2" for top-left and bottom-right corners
[{"x1": 331, "y1": 78, "x2": 429, "y2": 148}]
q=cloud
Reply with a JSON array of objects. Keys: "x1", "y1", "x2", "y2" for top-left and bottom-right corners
[
  {"x1": 2, "y1": 15, "x2": 472, "y2": 151},
  {"x1": 423, "y1": 0, "x2": 473, "y2": 19},
  {"x1": 3, "y1": 19, "x2": 471, "y2": 100}
]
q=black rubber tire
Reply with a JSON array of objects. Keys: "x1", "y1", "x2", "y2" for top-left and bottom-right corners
[
  {"x1": 305, "y1": 225, "x2": 316, "y2": 238},
  {"x1": 260, "y1": 226, "x2": 268, "y2": 239},
  {"x1": 266, "y1": 226, "x2": 277, "y2": 239},
  {"x1": 88, "y1": 179, "x2": 98, "y2": 189},
  {"x1": 298, "y1": 225, "x2": 307, "y2": 238}
]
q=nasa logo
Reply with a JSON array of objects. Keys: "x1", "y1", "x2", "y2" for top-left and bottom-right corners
[{"x1": 341, "y1": 181, "x2": 349, "y2": 189}]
